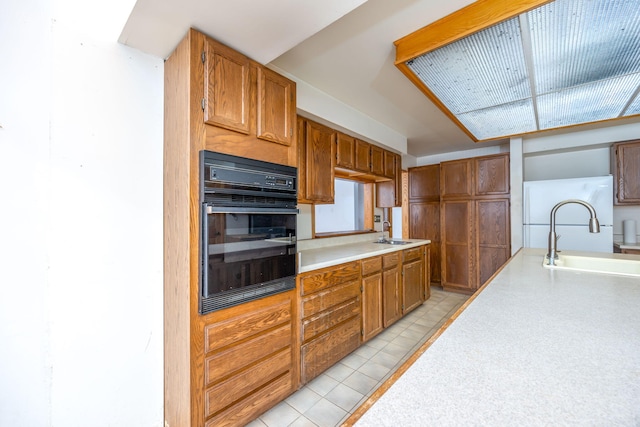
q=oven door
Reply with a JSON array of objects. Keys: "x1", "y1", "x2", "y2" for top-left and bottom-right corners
[{"x1": 200, "y1": 204, "x2": 297, "y2": 314}]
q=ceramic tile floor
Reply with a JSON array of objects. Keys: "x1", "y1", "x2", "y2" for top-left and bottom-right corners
[{"x1": 247, "y1": 288, "x2": 469, "y2": 427}]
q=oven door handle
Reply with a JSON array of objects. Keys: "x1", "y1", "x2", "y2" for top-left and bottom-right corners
[
  {"x1": 204, "y1": 205, "x2": 298, "y2": 215},
  {"x1": 201, "y1": 203, "x2": 209, "y2": 307}
]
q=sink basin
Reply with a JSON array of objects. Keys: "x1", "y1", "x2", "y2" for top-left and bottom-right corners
[
  {"x1": 374, "y1": 239, "x2": 409, "y2": 245},
  {"x1": 543, "y1": 254, "x2": 640, "y2": 277}
]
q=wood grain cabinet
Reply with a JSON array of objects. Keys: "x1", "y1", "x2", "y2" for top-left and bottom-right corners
[
  {"x1": 440, "y1": 154, "x2": 510, "y2": 293},
  {"x1": 297, "y1": 117, "x2": 335, "y2": 204},
  {"x1": 382, "y1": 252, "x2": 402, "y2": 327},
  {"x1": 409, "y1": 164, "x2": 441, "y2": 285},
  {"x1": 299, "y1": 262, "x2": 361, "y2": 383},
  {"x1": 613, "y1": 139, "x2": 640, "y2": 205},
  {"x1": 361, "y1": 257, "x2": 383, "y2": 342},
  {"x1": 402, "y1": 247, "x2": 425, "y2": 314},
  {"x1": 370, "y1": 145, "x2": 385, "y2": 176},
  {"x1": 354, "y1": 139, "x2": 372, "y2": 173},
  {"x1": 336, "y1": 132, "x2": 356, "y2": 170},
  {"x1": 256, "y1": 67, "x2": 295, "y2": 146}
]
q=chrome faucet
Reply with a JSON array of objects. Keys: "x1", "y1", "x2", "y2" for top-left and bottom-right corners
[
  {"x1": 547, "y1": 199, "x2": 600, "y2": 265},
  {"x1": 380, "y1": 220, "x2": 391, "y2": 242}
]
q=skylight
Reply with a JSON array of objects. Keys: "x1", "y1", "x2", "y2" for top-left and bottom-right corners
[{"x1": 395, "y1": 0, "x2": 640, "y2": 142}]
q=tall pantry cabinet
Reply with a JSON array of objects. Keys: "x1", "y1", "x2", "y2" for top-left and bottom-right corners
[
  {"x1": 164, "y1": 29, "x2": 299, "y2": 427},
  {"x1": 410, "y1": 153, "x2": 510, "y2": 294}
]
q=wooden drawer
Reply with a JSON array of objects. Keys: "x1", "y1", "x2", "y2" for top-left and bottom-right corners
[
  {"x1": 299, "y1": 261, "x2": 360, "y2": 296},
  {"x1": 361, "y1": 256, "x2": 382, "y2": 276},
  {"x1": 382, "y1": 252, "x2": 400, "y2": 269},
  {"x1": 301, "y1": 296, "x2": 360, "y2": 342},
  {"x1": 301, "y1": 280, "x2": 360, "y2": 319},
  {"x1": 301, "y1": 315, "x2": 361, "y2": 383},
  {"x1": 403, "y1": 246, "x2": 423, "y2": 262}
]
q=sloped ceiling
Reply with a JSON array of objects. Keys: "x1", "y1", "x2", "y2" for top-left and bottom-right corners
[{"x1": 119, "y1": 0, "x2": 640, "y2": 158}]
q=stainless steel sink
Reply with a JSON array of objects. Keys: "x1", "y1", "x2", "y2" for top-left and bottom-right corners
[{"x1": 374, "y1": 239, "x2": 409, "y2": 245}]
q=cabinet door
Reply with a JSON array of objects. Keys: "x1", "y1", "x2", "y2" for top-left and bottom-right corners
[
  {"x1": 476, "y1": 199, "x2": 510, "y2": 286},
  {"x1": 402, "y1": 256, "x2": 423, "y2": 314},
  {"x1": 409, "y1": 164, "x2": 440, "y2": 201},
  {"x1": 441, "y1": 200, "x2": 474, "y2": 292},
  {"x1": 382, "y1": 266, "x2": 401, "y2": 327},
  {"x1": 305, "y1": 120, "x2": 335, "y2": 203},
  {"x1": 354, "y1": 139, "x2": 371, "y2": 172},
  {"x1": 204, "y1": 39, "x2": 251, "y2": 134},
  {"x1": 441, "y1": 159, "x2": 473, "y2": 199},
  {"x1": 423, "y1": 245, "x2": 431, "y2": 301},
  {"x1": 409, "y1": 202, "x2": 441, "y2": 284},
  {"x1": 614, "y1": 140, "x2": 640, "y2": 204},
  {"x1": 475, "y1": 154, "x2": 509, "y2": 195},
  {"x1": 336, "y1": 132, "x2": 356, "y2": 169},
  {"x1": 362, "y1": 273, "x2": 383, "y2": 342},
  {"x1": 371, "y1": 145, "x2": 385, "y2": 176},
  {"x1": 384, "y1": 151, "x2": 396, "y2": 178},
  {"x1": 297, "y1": 116, "x2": 309, "y2": 203},
  {"x1": 257, "y1": 67, "x2": 295, "y2": 146}
]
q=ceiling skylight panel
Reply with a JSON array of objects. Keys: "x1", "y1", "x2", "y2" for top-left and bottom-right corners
[
  {"x1": 537, "y1": 74, "x2": 640, "y2": 129},
  {"x1": 406, "y1": 18, "x2": 530, "y2": 115},
  {"x1": 457, "y1": 98, "x2": 537, "y2": 140},
  {"x1": 624, "y1": 86, "x2": 640, "y2": 116},
  {"x1": 528, "y1": 0, "x2": 640, "y2": 95}
]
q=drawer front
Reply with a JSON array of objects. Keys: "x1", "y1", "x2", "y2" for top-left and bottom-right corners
[
  {"x1": 299, "y1": 261, "x2": 360, "y2": 296},
  {"x1": 361, "y1": 256, "x2": 382, "y2": 276},
  {"x1": 301, "y1": 297, "x2": 360, "y2": 342},
  {"x1": 382, "y1": 252, "x2": 400, "y2": 269},
  {"x1": 403, "y1": 246, "x2": 423, "y2": 262},
  {"x1": 301, "y1": 280, "x2": 360, "y2": 319}
]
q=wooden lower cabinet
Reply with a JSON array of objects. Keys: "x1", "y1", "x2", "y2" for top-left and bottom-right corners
[
  {"x1": 201, "y1": 291, "x2": 298, "y2": 427},
  {"x1": 402, "y1": 247, "x2": 424, "y2": 314},
  {"x1": 382, "y1": 252, "x2": 402, "y2": 327},
  {"x1": 299, "y1": 261, "x2": 361, "y2": 383},
  {"x1": 361, "y1": 257, "x2": 383, "y2": 342},
  {"x1": 476, "y1": 199, "x2": 510, "y2": 286},
  {"x1": 441, "y1": 200, "x2": 475, "y2": 293}
]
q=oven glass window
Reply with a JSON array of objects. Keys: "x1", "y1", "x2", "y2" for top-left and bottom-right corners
[{"x1": 203, "y1": 211, "x2": 297, "y2": 297}]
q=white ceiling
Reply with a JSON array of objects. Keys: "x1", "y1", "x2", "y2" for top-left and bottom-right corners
[{"x1": 119, "y1": 0, "x2": 639, "y2": 157}]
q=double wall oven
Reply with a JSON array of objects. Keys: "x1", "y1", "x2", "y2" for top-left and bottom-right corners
[{"x1": 199, "y1": 150, "x2": 298, "y2": 314}]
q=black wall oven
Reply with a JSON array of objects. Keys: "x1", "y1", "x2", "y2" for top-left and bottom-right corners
[{"x1": 199, "y1": 150, "x2": 298, "y2": 314}]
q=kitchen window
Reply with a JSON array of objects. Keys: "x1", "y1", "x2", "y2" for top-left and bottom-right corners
[{"x1": 315, "y1": 178, "x2": 371, "y2": 235}]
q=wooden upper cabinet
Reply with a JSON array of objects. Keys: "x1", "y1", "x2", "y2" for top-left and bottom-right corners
[
  {"x1": 304, "y1": 119, "x2": 335, "y2": 203},
  {"x1": 409, "y1": 164, "x2": 440, "y2": 201},
  {"x1": 257, "y1": 67, "x2": 295, "y2": 146},
  {"x1": 440, "y1": 159, "x2": 473, "y2": 199},
  {"x1": 475, "y1": 154, "x2": 509, "y2": 195},
  {"x1": 383, "y1": 151, "x2": 396, "y2": 178},
  {"x1": 204, "y1": 39, "x2": 251, "y2": 134},
  {"x1": 613, "y1": 140, "x2": 640, "y2": 205},
  {"x1": 336, "y1": 132, "x2": 356, "y2": 169},
  {"x1": 371, "y1": 145, "x2": 385, "y2": 176},
  {"x1": 354, "y1": 139, "x2": 371, "y2": 172}
]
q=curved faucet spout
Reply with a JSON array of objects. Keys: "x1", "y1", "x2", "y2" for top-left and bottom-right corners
[{"x1": 547, "y1": 199, "x2": 600, "y2": 265}]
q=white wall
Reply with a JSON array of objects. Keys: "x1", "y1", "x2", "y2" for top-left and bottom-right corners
[{"x1": 0, "y1": 0, "x2": 164, "y2": 426}]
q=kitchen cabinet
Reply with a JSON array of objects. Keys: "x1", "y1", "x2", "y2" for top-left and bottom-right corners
[
  {"x1": 376, "y1": 153, "x2": 402, "y2": 208},
  {"x1": 298, "y1": 117, "x2": 335, "y2": 204},
  {"x1": 371, "y1": 145, "x2": 385, "y2": 176},
  {"x1": 384, "y1": 151, "x2": 397, "y2": 179},
  {"x1": 361, "y1": 257, "x2": 383, "y2": 342},
  {"x1": 163, "y1": 28, "x2": 300, "y2": 427},
  {"x1": 402, "y1": 247, "x2": 425, "y2": 314},
  {"x1": 612, "y1": 139, "x2": 640, "y2": 205},
  {"x1": 299, "y1": 261, "x2": 361, "y2": 383},
  {"x1": 336, "y1": 132, "x2": 356, "y2": 170},
  {"x1": 201, "y1": 34, "x2": 297, "y2": 165},
  {"x1": 382, "y1": 252, "x2": 402, "y2": 327},
  {"x1": 409, "y1": 164, "x2": 441, "y2": 284},
  {"x1": 355, "y1": 139, "x2": 372, "y2": 173},
  {"x1": 201, "y1": 292, "x2": 298, "y2": 427},
  {"x1": 203, "y1": 39, "x2": 251, "y2": 134},
  {"x1": 256, "y1": 67, "x2": 295, "y2": 146},
  {"x1": 440, "y1": 154, "x2": 510, "y2": 293}
]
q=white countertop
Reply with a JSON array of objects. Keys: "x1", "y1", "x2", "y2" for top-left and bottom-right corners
[
  {"x1": 297, "y1": 236, "x2": 430, "y2": 273},
  {"x1": 615, "y1": 241, "x2": 640, "y2": 250},
  {"x1": 354, "y1": 248, "x2": 640, "y2": 426}
]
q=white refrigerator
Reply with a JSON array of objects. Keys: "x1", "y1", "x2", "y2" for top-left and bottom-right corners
[{"x1": 523, "y1": 176, "x2": 613, "y2": 253}]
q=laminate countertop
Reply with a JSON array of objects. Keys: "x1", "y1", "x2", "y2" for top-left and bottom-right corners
[
  {"x1": 296, "y1": 234, "x2": 430, "y2": 273},
  {"x1": 351, "y1": 248, "x2": 640, "y2": 426}
]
